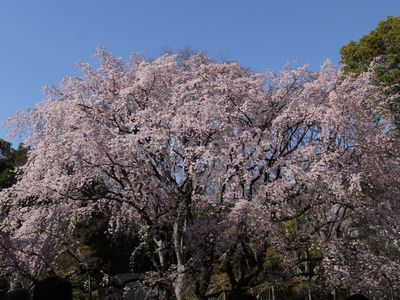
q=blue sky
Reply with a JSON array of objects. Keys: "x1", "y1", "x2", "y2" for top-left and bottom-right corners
[{"x1": 0, "y1": 0, "x2": 399, "y2": 143}]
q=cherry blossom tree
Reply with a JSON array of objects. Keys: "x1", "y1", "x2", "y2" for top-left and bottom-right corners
[{"x1": 1, "y1": 49, "x2": 399, "y2": 299}]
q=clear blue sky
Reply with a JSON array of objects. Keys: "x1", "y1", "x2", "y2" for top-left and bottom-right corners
[{"x1": 1, "y1": 0, "x2": 399, "y2": 143}]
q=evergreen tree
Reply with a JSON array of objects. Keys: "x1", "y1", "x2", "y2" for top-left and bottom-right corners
[
  {"x1": 0, "y1": 139, "x2": 28, "y2": 190},
  {"x1": 340, "y1": 16, "x2": 400, "y2": 125}
]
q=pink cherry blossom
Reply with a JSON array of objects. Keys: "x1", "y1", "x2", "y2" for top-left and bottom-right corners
[{"x1": 1, "y1": 49, "x2": 398, "y2": 298}]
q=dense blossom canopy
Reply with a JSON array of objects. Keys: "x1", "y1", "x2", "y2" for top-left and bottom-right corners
[{"x1": 1, "y1": 49, "x2": 399, "y2": 298}]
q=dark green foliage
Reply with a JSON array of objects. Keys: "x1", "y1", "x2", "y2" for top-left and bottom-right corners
[
  {"x1": 0, "y1": 139, "x2": 28, "y2": 191},
  {"x1": 340, "y1": 16, "x2": 400, "y2": 124},
  {"x1": 61, "y1": 213, "x2": 153, "y2": 298},
  {"x1": 73, "y1": 213, "x2": 152, "y2": 275}
]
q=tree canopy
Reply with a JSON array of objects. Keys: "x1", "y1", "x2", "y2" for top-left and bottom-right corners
[
  {"x1": 340, "y1": 16, "x2": 400, "y2": 124},
  {"x1": 0, "y1": 139, "x2": 28, "y2": 191},
  {"x1": 1, "y1": 49, "x2": 399, "y2": 299}
]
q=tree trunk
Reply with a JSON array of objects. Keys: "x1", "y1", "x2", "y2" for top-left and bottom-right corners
[
  {"x1": 153, "y1": 237, "x2": 166, "y2": 269},
  {"x1": 173, "y1": 220, "x2": 185, "y2": 300}
]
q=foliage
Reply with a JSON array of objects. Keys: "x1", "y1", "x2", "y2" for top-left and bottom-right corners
[
  {"x1": 0, "y1": 49, "x2": 399, "y2": 299},
  {"x1": 0, "y1": 139, "x2": 28, "y2": 191},
  {"x1": 340, "y1": 16, "x2": 400, "y2": 125}
]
